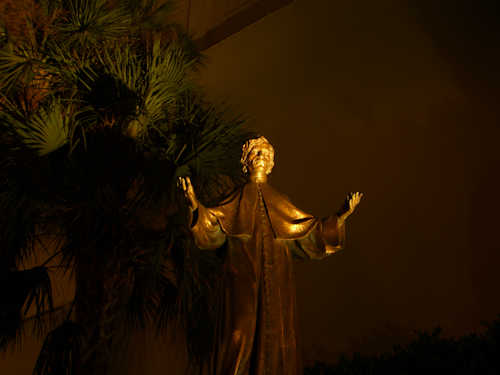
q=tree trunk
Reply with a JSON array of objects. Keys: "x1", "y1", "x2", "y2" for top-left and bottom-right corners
[{"x1": 75, "y1": 260, "x2": 124, "y2": 375}]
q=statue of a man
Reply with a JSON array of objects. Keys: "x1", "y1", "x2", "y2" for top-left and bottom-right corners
[{"x1": 179, "y1": 136, "x2": 362, "y2": 375}]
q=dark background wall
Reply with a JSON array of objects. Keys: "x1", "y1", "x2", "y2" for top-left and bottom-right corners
[{"x1": 177, "y1": 0, "x2": 500, "y2": 365}]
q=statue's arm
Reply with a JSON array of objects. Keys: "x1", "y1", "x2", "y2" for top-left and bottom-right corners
[
  {"x1": 292, "y1": 192, "x2": 362, "y2": 259},
  {"x1": 292, "y1": 214, "x2": 345, "y2": 259},
  {"x1": 179, "y1": 176, "x2": 198, "y2": 211},
  {"x1": 319, "y1": 191, "x2": 362, "y2": 253},
  {"x1": 179, "y1": 176, "x2": 226, "y2": 250},
  {"x1": 337, "y1": 192, "x2": 363, "y2": 227},
  {"x1": 189, "y1": 205, "x2": 227, "y2": 250}
]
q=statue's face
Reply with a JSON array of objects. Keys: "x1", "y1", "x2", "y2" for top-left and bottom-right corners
[{"x1": 246, "y1": 143, "x2": 271, "y2": 174}]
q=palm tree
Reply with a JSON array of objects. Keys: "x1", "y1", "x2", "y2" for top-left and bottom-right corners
[{"x1": 0, "y1": 1, "x2": 250, "y2": 374}]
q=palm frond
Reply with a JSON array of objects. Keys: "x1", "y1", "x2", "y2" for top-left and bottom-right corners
[
  {"x1": 52, "y1": 131, "x2": 142, "y2": 270},
  {"x1": 0, "y1": 122, "x2": 46, "y2": 268},
  {"x1": 156, "y1": 241, "x2": 221, "y2": 373},
  {"x1": 167, "y1": 93, "x2": 252, "y2": 205},
  {"x1": 130, "y1": 0, "x2": 205, "y2": 66},
  {"x1": 57, "y1": 186, "x2": 130, "y2": 271},
  {"x1": 33, "y1": 320, "x2": 82, "y2": 375},
  {"x1": 0, "y1": 0, "x2": 252, "y2": 372},
  {"x1": 0, "y1": 47, "x2": 38, "y2": 94},
  {"x1": 39, "y1": 0, "x2": 64, "y2": 19},
  {"x1": 128, "y1": 0, "x2": 179, "y2": 32},
  {"x1": 97, "y1": 39, "x2": 194, "y2": 137},
  {"x1": 0, "y1": 191, "x2": 41, "y2": 271},
  {"x1": 13, "y1": 96, "x2": 76, "y2": 156},
  {"x1": 58, "y1": 0, "x2": 134, "y2": 49},
  {"x1": 141, "y1": 40, "x2": 194, "y2": 123},
  {"x1": 124, "y1": 255, "x2": 166, "y2": 330},
  {"x1": 0, "y1": 267, "x2": 55, "y2": 353}
]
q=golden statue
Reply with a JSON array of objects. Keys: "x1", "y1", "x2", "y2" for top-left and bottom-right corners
[{"x1": 179, "y1": 136, "x2": 362, "y2": 375}]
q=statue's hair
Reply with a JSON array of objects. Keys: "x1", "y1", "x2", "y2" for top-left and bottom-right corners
[{"x1": 240, "y1": 136, "x2": 275, "y2": 174}]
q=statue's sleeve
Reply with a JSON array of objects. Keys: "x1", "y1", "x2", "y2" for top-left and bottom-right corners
[
  {"x1": 291, "y1": 214, "x2": 345, "y2": 260},
  {"x1": 188, "y1": 204, "x2": 227, "y2": 250}
]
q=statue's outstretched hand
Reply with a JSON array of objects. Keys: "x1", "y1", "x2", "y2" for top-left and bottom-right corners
[
  {"x1": 178, "y1": 176, "x2": 198, "y2": 211},
  {"x1": 338, "y1": 192, "x2": 363, "y2": 224}
]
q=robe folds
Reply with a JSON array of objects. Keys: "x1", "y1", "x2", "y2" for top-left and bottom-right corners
[{"x1": 189, "y1": 181, "x2": 345, "y2": 375}]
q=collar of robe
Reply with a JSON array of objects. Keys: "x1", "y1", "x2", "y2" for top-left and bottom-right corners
[{"x1": 208, "y1": 182, "x2": 319, "y2": 239}]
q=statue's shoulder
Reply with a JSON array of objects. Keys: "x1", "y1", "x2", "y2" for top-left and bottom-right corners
[
  {"x1": 258, "y1": 182, "x2": 291, "y2": 203},
  {"x1": 213, "y1": 183, "x2": 249, "y2": 207}
]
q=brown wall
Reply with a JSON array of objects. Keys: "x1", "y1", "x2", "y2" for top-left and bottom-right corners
[{"x1": 180, "y1": 0, "x2": 500, "y2": 365}]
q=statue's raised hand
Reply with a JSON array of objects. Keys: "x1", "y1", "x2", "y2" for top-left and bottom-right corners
[
  {"x1": 178, "y1": 176, "x2": 198, "y2": 211},
  {"x1": 338, "y1": 192, "x2": 363, "y2": 223}
]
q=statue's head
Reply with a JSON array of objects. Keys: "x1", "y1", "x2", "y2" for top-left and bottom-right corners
[{"x1": 240, "y1": 136, "x2": 275, "y2": 175}]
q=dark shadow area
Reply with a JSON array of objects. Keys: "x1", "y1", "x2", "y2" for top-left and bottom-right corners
[
  {"x1": 304, "y1": 315, "x2": 500, "y2": 375},
  {"x1": 302, "y1": 320, "x2": 418, "y2": 367}
]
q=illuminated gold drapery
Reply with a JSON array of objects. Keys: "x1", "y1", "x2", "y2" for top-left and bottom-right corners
[{"x1": 190, "y1": 181, "x2": 345, "y2": 375}]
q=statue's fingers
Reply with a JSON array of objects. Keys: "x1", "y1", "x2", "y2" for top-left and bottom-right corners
[{"x1": 188, "y1": 181, "x2": 195, "y2": 193}]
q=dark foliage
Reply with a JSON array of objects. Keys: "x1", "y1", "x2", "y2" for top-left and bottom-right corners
[
  {"x1": 0, "y1": 0, "x2": 251, "y2": 374},
  {"x1": 304, "y1": 317, "x2": 500, "y2": 375}
]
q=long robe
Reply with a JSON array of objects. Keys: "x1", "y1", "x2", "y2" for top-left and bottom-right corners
[{"x1": 189, "y1": 181, "x2": 345, "y2": 375}]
